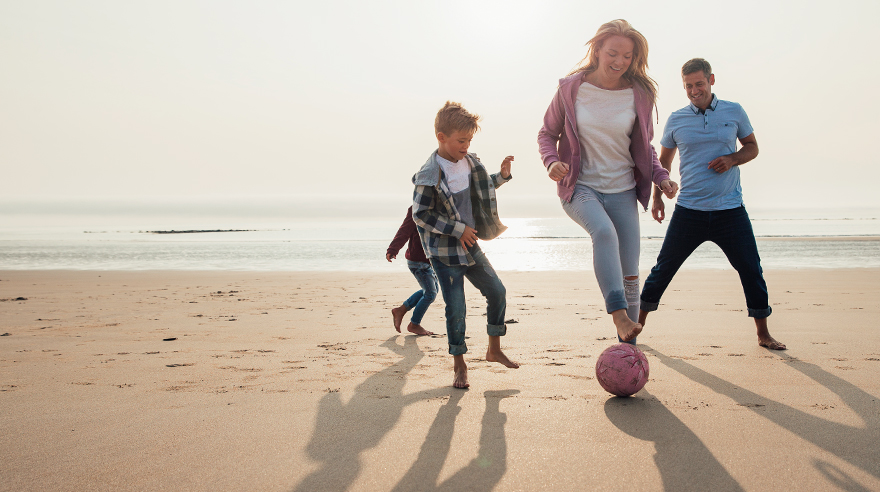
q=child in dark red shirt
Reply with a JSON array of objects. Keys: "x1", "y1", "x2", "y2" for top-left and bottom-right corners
[{"x1": 386, "y1": 206, "x2": 437, "y2": 336}]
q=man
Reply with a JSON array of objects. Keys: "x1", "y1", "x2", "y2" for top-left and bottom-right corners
[{"x1": 639, "y1": 58, "x2": 786, "y2": 350}]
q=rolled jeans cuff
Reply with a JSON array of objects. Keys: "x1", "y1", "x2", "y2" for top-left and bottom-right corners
[
  {"x1": 488, "y1": 323, "x2": 506, "y2": 337},
  {"x1": 748, "y1": 306, "x2": 772, "y2": 318},
  {"x1": 605, "y1": 290, "x2": 628, "y2": 314},
  {"x1": 640, "y1": 300, "x2": 659, "y2": 312},
  {"x1": 449, "y1": 343, "x2": 467, "y2": 356}
]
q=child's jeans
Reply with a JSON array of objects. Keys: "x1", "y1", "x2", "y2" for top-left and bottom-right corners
[
  {"x1": 403, "y1": 260, "x2": 438, "y2": 325},
  {"x1": 431, "y1": 244, "x2": 507, "y2": 356}
]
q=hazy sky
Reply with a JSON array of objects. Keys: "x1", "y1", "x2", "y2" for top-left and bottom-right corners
[{"x1": 2, "y1": 0, "x2": 878, "y2": 216}]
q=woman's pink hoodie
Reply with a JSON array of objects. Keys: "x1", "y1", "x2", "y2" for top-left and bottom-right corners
[{"x1": 537, "y1": 72, "x2": 670, "y2": 210}]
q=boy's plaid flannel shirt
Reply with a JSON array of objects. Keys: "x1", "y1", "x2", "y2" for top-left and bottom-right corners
[{"x1": 412, "y1": 151, "x2": 510, "y2": 267}]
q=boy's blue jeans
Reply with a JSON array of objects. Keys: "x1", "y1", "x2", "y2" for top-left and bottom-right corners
[
  {"x1": 403, "y1": 260, "x2": 438, "y2": 325},
  {"x1": 641, "y1": 205, "x2": 772, "y2": 318},
  {"x1": 431, "y1": 244, "x2": 507, "y2": 356}
]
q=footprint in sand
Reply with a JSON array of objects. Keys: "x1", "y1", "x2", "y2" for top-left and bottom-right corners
[{"x1": 560, "y1": 373, "x2": 593, "y2": 380}]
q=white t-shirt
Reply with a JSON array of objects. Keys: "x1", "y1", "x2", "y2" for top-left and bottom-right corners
[
  {"x1": 575, "y1": 82, "x2": 638, "y2": 193},
  {"x1": 436, "y1": 154, "x2": 470, "y2": 194}
]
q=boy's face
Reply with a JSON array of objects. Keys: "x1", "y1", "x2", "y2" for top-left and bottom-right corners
[{"x1": 437, "y1": 130, "x2": 474, "y2": 162}]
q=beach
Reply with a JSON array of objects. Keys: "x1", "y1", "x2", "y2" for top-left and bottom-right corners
[{"x1": 2, "y1": 269, "x2": 878, "y2": 491}]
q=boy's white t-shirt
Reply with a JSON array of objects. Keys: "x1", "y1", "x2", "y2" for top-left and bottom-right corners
[
  {"x1": 436, "y1": 154, "x2": 471, "y2": 193},
  {"x1": 574, "y1": 83, "x2": 638, "y2": 193}
]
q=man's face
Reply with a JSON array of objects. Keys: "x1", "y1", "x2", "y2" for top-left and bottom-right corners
[{"x1": 683, "y1": 71, "x2": 715, "y2": 110}]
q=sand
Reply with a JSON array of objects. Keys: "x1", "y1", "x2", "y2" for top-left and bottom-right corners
[{"x1": 1, "y1": 269, "x2": 879, "y2": 491}]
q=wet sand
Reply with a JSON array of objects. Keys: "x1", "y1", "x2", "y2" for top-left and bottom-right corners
[{"x1": 1, "y1": 269, "x2": 878, "y2": 491}]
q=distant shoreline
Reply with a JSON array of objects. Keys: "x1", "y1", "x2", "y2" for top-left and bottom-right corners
[
  {"x1": 501, "y1": 235, "x2": 880, "y2": 241},
  {"x1": 145, "y1": 229, "x2": 256, "y2": 234}
]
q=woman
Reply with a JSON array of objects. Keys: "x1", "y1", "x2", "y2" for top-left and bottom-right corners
[{"x1": 537, "y1": 19, "x2": 677, "y2": 343}]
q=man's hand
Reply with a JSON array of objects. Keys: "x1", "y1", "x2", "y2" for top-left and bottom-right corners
[
  {"x1": 547, "y1": 161, "x2": 570, "y2": 182},
  {"x1": 708, "y1": 155, "x2": 737, "y2": 173},
  {"x1": 385, "y1": 252, "x2": 395, "y2": 262},
  {"x1": 500, "y1": 156, "x2": 514, "y2": 179},
  {"x1": 460, "y1": 226, "x2": 478, "y2": 248},
  {"x1": 658, "y1": 179, "x2": 679, "y2": 199},
  {"x1": 652, "y1": 198, "x2": 666, "y2": 224}
]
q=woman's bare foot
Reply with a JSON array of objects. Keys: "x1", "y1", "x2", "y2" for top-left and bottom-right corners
[
  {"x1": 486, "y1": 348, "x2": 520, "y2": 368},
  {"x1": 406, "y1": 322, "x2": 434, "y2": 336},
  {"x1": 759, "y1": 337, "x2": 786, "y2": 350},
  {"x1": 453, "y1": 356, "x2": 469, "y2": 389},
  {"x1": 612, "y1": 309, "x2": 642, "y2": 342},
  {"x1": 391, "y1": 305, "x2": 407, "y2": 333}
]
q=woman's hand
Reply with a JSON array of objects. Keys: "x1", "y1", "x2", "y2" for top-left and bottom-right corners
[
  {"x1": 548, "y1": 161, "x2": 570, "y2": 182},
  {"x1": 658, "y1": 179, "x2": 678, "y2": 199}
]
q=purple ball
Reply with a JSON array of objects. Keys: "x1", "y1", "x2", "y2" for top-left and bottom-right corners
[{"x1": 595, "y1": 343, "x2": 649, "y2": 397}]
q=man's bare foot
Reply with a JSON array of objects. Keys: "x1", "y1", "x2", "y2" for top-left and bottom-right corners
[
  {"x1": 612, "y1": 309, "x2": 642, "y2": 342},
  {"x1": 406, "y1": 322, "x2": 434, "y2": 336},
  {"x1": 486, "y1": 348, "x2": 520, "y2": 368},
  {"x1": 759, "y1": 337, "x2": 787, "y2": 350},
  {"x1": 453, "y1": 356, "x2": 469, "y2": 389},
  {"x1": 755, "y1": 318, "x2": 785, "y2": 350},
  {"x1": 391, "y1": 305, "x2": 407, "y2": 333}
]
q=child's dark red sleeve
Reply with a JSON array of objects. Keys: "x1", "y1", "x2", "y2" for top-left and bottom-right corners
[{"x1": 387, "y1": 206, "x2": 415, "y2": 256}]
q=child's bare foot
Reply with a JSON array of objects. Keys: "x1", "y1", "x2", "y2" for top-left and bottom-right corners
[
  {"x1": 406, "y1": 322, "x2": 434, "y2": 336},
  {"x1": 453, "y1": 356, "x2": 469, "y2": 389},
  {"x1": 612, "y1": 309, "x2": 642, "y2": 342},
  {"x1": 486, "y1": 347, "x2": 520, "y2": 368},
  {"x1": 759, "y1": 337, "x2": 786, "y2": 350},
  {"x1": 391, "y1": 305, "x2": 407, "y2": 333}
]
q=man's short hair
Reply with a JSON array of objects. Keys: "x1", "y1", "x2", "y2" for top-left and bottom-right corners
[
  {"x1": 434, "y1": 101, "x2": 481, "y2": 136},
  {"x1": 681, "y1": 58, "x2": 712, "y2": 79}
]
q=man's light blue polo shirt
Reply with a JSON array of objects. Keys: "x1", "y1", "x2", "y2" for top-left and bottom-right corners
[{"x1": 660, "y1": 94, "x2": 754, "y2": 211}]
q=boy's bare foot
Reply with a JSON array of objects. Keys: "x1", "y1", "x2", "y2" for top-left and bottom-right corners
[
  {"x1": 453, "y1": 356, "x2": 469, "y2": 389},
  {"x1": 759, "y1": 337, "x2": 787, "y2": 350},
  {"x1": 391, "y1": 305, "x2": 407, "y2": 333},
  {"x1": 406, "y1": 322, "x2": 434, "y2": 336},
  {"x1": 486, "y1": 348, "x2": 520, "y2": 368},
  {"x1": 612, "y1": 309, "x2": 642, "y2": 342}
]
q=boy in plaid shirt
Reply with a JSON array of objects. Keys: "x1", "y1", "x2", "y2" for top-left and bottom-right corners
[{"x1": 412, "y1": 101, "x2": 519, "y2": 389}]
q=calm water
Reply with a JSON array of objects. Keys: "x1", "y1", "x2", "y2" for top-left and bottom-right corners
[{"x1": 1, "y1": 206, "x2": 879, "y2": 271}]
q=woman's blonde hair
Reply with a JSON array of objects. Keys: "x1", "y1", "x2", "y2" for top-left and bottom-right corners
[{"x1": 568, "y1": 19, "x2": 657, "y2": 106}]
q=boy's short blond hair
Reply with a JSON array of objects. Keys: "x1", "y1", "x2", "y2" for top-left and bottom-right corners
[{"x1": 434, "y1": 101, "x2": 481, "y2": 136}]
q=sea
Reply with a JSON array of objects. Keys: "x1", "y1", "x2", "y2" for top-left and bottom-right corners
[{"x1": 1, "y1": 202, "x2": 879, "y2": 271}]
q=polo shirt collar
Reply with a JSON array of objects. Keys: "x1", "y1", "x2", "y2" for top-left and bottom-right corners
[{"x1": 689, "y1": 94, "x2": 718, "y2": 114}]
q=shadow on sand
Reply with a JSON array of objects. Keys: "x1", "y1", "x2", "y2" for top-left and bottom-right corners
[
  {"x1": 604, "y1": 388, "x2": 745, "y2": 491},
  {"x1": 391, "y1": 389, "x2": 518, "y2": 492},
  {"x1": 614, "y1": 344, "x2": 879, "y2": 491},
  {"x1": 293, "y1": 336, "x2": 516, "y2": 492}
]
